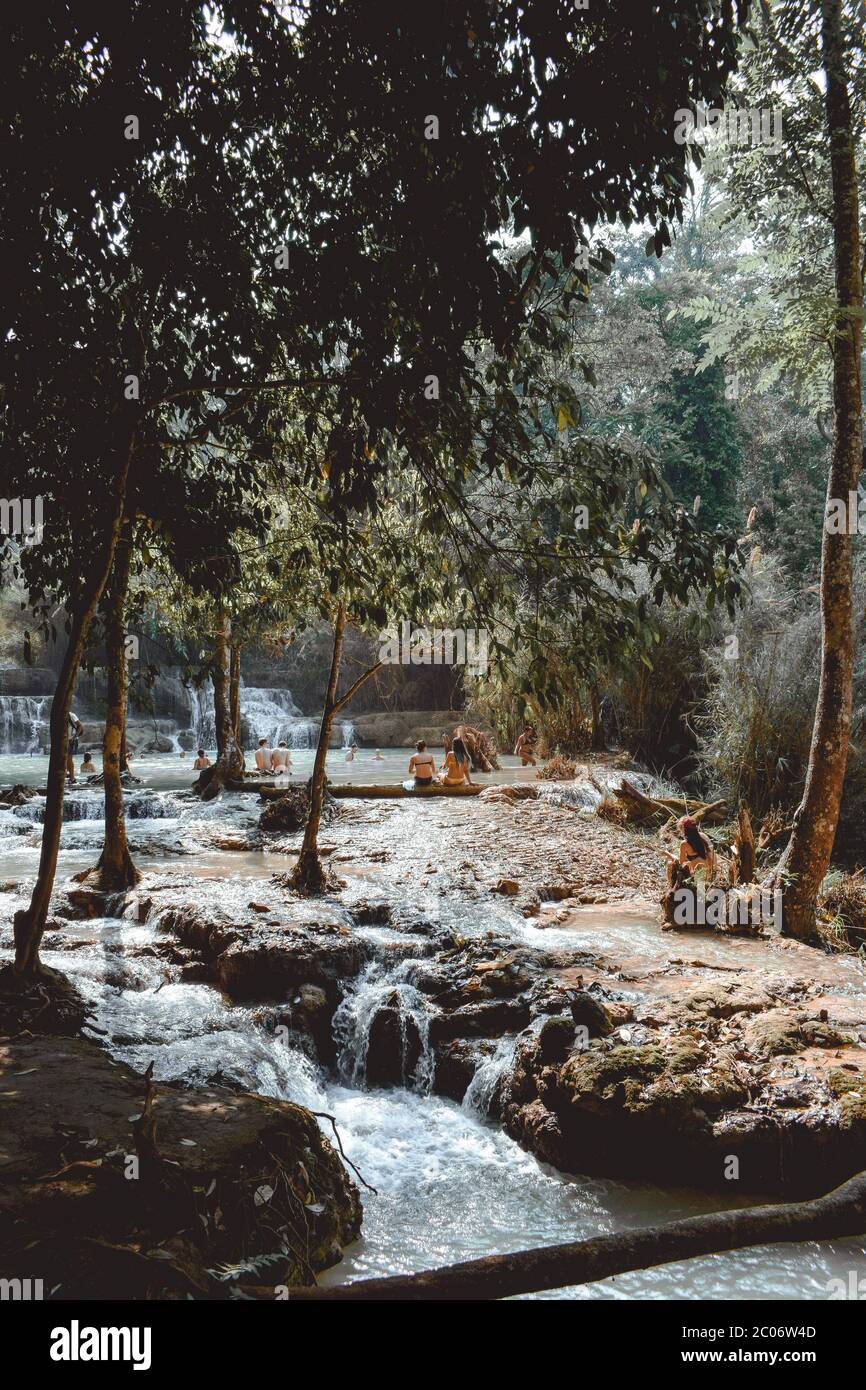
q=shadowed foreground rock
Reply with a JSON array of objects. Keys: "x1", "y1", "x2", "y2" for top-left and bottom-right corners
[{"x1": 0, "y1": 1033, "x2": 361, "y2": 1300}]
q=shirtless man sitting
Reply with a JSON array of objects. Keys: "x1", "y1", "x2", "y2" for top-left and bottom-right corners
[
  {"x1": 254, "y1": 738, "x2": 273, "y2": 773},
  {"x1": 193, "y1": 748, "x2": 210, "y2": 769},
  {"x1": 271, "y1": 741, "x2": 292, "y2": 775}
]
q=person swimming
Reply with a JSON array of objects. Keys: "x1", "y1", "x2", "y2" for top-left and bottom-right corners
[
  {"x1": 408, "y1": 740, "x2": 436, "y2": 786},
  {"x1": 345, "y1": 743, "x2": 358, "y2": 762},
  {"x1": 662, "y1": 815, "x2": 715, "y2": 884},
  {"x1": 80, "y1": 751, "x2": 96, "y2": 777},
  {"x1": 193, "y1": 748, "x2": 210, "y2": 770},
  {"x1": 373, "y1": 749, "x2": 385, "y2": 761},
  {"x1": 439, "y1": 735, "x2": 473, "y2": 787}
]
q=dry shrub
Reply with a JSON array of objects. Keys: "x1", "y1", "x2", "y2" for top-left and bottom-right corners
[
  {"x1": 819, "y1": 873, "x2": 866, "y2": 953},
  {"x1": 536, "y1": 751, "x2": 578, "y2": 781},
  {"x1": 596, "y1": 796, "x2": 626, "y2": 825}
]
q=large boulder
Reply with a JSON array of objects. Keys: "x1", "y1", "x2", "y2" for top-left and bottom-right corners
[{"x1": 0, "y1": 1034, "x2": 362, "y2": 1299}]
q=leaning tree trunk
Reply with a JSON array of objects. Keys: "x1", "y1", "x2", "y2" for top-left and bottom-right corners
[
  {"x1": 80, "y1": 518, "x2": 141, "y2": 892},
  {"x1": 12, "y1": 441, "x2": 134, "y2": 979},
  {"x1": 229, "y1": 641, "x2": 242, "y2": 745},
  {"x1": 196, "y1": 607, "x2": 244, "y2": 801},
  {"x1": 291, "y1": 605, "x2": 383, "y2": 894},
  {"x1": 775, "y1": 0, "x2": 863, "y2": 941},
  {"x1": 291, "y1": 604, "x2": 347, "y2": 893}
]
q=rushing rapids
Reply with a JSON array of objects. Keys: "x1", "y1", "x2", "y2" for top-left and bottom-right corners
[{"x1": 1, "y1": 754, "x2": 865, "y2": 1298}]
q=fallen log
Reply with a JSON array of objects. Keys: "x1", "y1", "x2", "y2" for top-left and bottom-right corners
[
  {"x1": 608, "y1": 778, "x2": 724, "y2": 826},
  {"x1": 330, "y1": 783, "x2": 485, "y2": 799},
  {"x1": 287, "y1": 1168, "x2": 866, "y2": 1300},
  {"x1": 256, "y1": 781, "x2": 486, "y2": 800}
]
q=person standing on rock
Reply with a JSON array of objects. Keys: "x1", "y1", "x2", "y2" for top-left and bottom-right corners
[{"x1": 66, "y1": 711, "x2": 84, "y2": 783}]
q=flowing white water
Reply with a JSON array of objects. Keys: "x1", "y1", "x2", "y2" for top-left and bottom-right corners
[{"x1": 1, "y1": 782, "x2": 864, "y2": 1299}]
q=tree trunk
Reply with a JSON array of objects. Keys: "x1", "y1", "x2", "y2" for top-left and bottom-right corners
[
  {"x1": 291, "y1": 604, "x2": 347, "y2": 893},
  {"x1": 776, "y1": 0, "x2": 863, "y2": 941},
  {"x1": 11, "y1": 442, "x2": 134, "y2": 979},
  {"x1": 287, "y1": 1166, "x2": 866, "y2": 1301},
  {"x1": 229, "y1": 641, "x2": 242, "y2": 745},
  {"x1": 80, "y1": 519, "x2": 141, "y2": 892},
  {"x1": 196, "y1": 606, "x2": 244, "y2": 801}
]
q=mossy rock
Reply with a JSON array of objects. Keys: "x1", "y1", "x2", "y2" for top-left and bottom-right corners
[
  {"x1": 562, "y1": 1043, "x2": 667, "y2": 1102},
  {"x1": 829, "y1": 1068, "x2": 866, "y2": 1127}
]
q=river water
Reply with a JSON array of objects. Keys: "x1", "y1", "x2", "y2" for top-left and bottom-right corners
[{"x1": 1, "y1": 754, "x2": 864, "y2": 1300}]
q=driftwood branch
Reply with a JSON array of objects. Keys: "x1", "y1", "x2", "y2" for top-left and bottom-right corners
[
  {"x1": 312, "y1": 1112, "x2": 378, "y2": 1194},
  {"x1": 331, "y1": 662, "x2": 384, "y2": 716},
  {"x1": 287, "y1": 1169, "x2": 866, "y2": 1300}
]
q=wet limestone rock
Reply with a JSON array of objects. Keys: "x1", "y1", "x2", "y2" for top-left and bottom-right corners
[
  {"x1": 364, "y1": 990, "x2": 424, "y2": 1088},
  {"x1": 0, "y1": 1034, "x2": 362, "y2": 1299}
]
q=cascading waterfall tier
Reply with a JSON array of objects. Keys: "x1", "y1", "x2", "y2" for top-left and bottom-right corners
[{"x1": 333, "y1": 963, "x2": 435, "y2": 1093}]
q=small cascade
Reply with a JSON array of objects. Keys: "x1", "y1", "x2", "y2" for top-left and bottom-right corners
[
  {"x1": 0, "y1": 695, "x2": 51, "y2": 753},
  {"x1": 333, "y1": 964, "x2": 434, "y2": 1092},
  {"x1": 340, "y1": 719, "x2": 356, "y2": 748},
  {"x1": 12, "y1": 790, "x2": 180, "y2": 823},
  {"x1": 537, "y1": 769, "x2": 663, "y2": 813},
  {"x1": 462, "y1": 1034, "x2": 519, "y2": 1118}
]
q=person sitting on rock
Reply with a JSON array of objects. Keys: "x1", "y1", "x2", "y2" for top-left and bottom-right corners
[
  {"x1": 439, "y1": 736, "x2": 473, "y2": 787},
  {"x1": 408, "y1": 740, "x2": 436, "y2": 786},
  {"x1": 662, "y1": 815, "x2": 715, "y2": 884},
  {"x1": 514, "y1": 725, "x2": 537, "y2": 766},
  {"x1": 271, "y1": 741, "x2": 292, "y2": 775},
  {"x1": 193, "y1": 748, "x2": 211, "y2": 770},
  {"x1": 254, "y1": 738, "x2": 273, "y2": 773}
]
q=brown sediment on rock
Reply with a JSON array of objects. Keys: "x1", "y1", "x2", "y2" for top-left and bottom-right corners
[
  {"x1": 496, "y1": 922, "x2": 866, "y2": 1196},
  {"x1": 0, "y1": 1030, "x2": 361, "y2": 1300}
]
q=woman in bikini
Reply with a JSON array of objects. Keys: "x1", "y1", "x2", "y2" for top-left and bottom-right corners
[
  {"x1": 662, "y1": 815, "x2": 715, "y2": 884},
  {"x1": 439, "y1": 735, "x2": 473, "y2": 787},
  {"x1": 408, "y1": 741, "x2": 436, "y2": 786}
]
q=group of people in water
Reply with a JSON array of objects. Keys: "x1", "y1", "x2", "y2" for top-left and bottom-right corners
[{"x1": 60, "y1": 714, "x2": 716, "y2": 880}]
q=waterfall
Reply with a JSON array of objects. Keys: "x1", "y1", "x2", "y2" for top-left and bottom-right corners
[
  {"x1": 333, "y1": 964, "x2": 434, "y2": 1092},
  {"x1": 0, "y1": 695, "x2": 51, "y2": 754},
  {"x1": 462, "y1": 1034, "x2": 519, "y2": 1118},
  {"x1": 340, "y1": 719, "x2": 356, "y2": 748},
  {"x1": 238, "y1": 686, "x2": 316, "y2": 748},
  {"x1": 12, "y1": 790, "x2": 179, "y2": 822}
]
